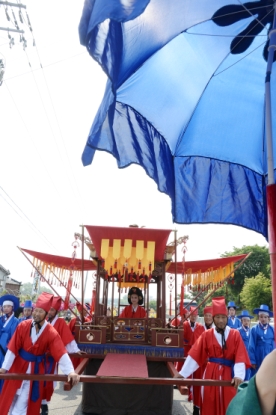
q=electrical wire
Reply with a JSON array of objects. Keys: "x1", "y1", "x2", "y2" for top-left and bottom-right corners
[{"x1": 0, "y1": 185, "x2": 60, "y2": 253}]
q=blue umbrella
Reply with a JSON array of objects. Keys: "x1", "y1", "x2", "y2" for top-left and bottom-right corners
[
  {"x1": 79, "y1": 0, "x2": 276, "y2": 238},
  {"x1": 78, "y1": 1, "x2": 276, "y2": 321}
]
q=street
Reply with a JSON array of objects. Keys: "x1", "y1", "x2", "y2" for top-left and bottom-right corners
[{"x1": 49, "y1": 382, "x2": 193, "y2": 415}]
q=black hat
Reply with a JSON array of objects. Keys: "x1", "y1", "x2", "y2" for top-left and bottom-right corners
[{"x1": 128, "y1": 286, "x2": 144, "y2": 305}]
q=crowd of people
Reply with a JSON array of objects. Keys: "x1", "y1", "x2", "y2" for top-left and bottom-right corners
[
  {"x1": 0, "y1": 288, "x2": 275, "y2": 415},
  {"x1": 173, "y1": 297, "x2": 275, "y2": 415},
  {"x1": 0, "y1": 293, "x2": 86, "y2": 415}
]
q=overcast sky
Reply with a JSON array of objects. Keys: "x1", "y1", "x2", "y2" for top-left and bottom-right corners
[{"x1": 0, "y1": 0, "x2": 268, "y2": 301}]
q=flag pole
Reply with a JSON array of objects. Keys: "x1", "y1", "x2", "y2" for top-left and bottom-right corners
[{"x1": 265, "y1": 3, "x2": 276, "y2": 342}]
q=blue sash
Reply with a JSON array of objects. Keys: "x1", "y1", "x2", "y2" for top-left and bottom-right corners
[
  {"x1": 209, "y1": 357, "x2": 234, "y2": 377},
  {"x1": 19, "y1": 348, "x2": 46, "y2": 402}
]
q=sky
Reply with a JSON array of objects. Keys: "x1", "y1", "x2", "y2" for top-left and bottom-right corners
[{"x1": 0, "y1": 0, "x2": 268, "y2": 301}]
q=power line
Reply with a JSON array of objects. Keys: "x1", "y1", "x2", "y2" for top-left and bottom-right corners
[{"x1": 0, "y1": 185, "x2": 59, "y2": 252}]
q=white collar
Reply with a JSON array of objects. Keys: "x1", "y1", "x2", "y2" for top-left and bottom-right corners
[
  {"x1": 31, "y1": 320, "x2": 48, "y2": 344},
  {"x1": 213, "y1": 325, "x2": 230, "y2": 347},
  {"x1": 49, "y1": 314, "x2": 59, "y2": 326},
  {"x1": 3, "y1": 312, "x2": 14, "y2": 328}
]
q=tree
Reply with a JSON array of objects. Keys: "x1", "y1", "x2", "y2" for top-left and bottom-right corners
[
  {"x1": 20, "y1": 282, "x2": 53, "y2": 298},
  {"x1": 240, "y1": 273, "x2": 272, "y2": 314},
  {"x1": 149, "y1": 300, "x2": 157, "y2": 311},
  {"x1": 221, "y1": 245, "x2": 270, "y2": 298}
]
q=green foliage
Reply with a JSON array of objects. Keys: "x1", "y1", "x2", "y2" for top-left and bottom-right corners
[
  {"x1": 240, "y1": 273, "x2": 272, "y2": 314},
  {"x1": 20, "y1": 282, "x2": 53, "y2": 302},
  {"x1": 221, "y1": 245, "x2": 270, "y2": 298},
  {"x1": 149, "y1": 300, "x2": 157, "y2": 311},
  {"x1": 199, "y1": 284, "x2": 239, "y2": 315}
]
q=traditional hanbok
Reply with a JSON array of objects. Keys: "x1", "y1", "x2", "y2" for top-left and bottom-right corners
[
  {"x1": 183, "y1": 320, "x2": 205, "y2": 408},
  {"x1": 248, "y1": 323, "x2": 275, "y2": 371},
  {"x1": 0, "y1": 319, "x2": 74, "y2": 415},
  {"x1": 0, "y1": 313, "x2": 19, "y2": 391},
  {"x1": 237, "y1": 325, "x2": 252, "y2": 380},
  {"x1": 42, "y1": 315, "x2": 80, "y2": 401},
  {"x1": 227, "y1": 316, "x2": 241, "y2": 329},
  {"x1": 119, "y1": 305, "x2": 146, "y2": 318},
  {"x1": 180, "y1": 326, "x2": 251, "y2": 415}
]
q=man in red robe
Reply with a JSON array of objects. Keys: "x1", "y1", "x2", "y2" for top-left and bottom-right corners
[
  {"x1": 67, "y1": 302, "x2": 92, "y2": 371},
  {"x1": 68, "y1": 302, "x2": 92, "y2": 335},
  {"x1": 179, "y1": 296, "x2": 251, "y2": 415},
  {"x1": 182, "y1": 306, "x2": 205, "y2": 415},
  {"x1": 119, "y1": 286, "x2": 147, "y2": 318},
  {"x1": 0, "y1": 292, "x2": 79, "y2": 415},
  {"x1": 203, "y1": 305, "x2": 214, "y2": 330},
  {"x1": 41, "y1": 296, "x2": 85, "y2": 414}
]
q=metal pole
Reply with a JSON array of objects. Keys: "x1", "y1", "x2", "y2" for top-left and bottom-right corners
[
  {"x1": 81, "y1": 225, "x2": 85, "y2": 323},
  {"x1": 265, "y1": 2, "x2": 276, "y2": 343},
  {"x1": 174, "y1": 230, "x2": 177, "y2": 322},
  {"x1": 0, "y1": 1, "x2": 27, "y2": 7},
  {"x1": 0, "y1": 27, "x2": 24, "y2": 33}
]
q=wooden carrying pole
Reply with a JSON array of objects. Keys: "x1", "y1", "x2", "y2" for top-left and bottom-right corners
[{"x1": 0, "y1": 373, "x2": 233, "y2": 387}]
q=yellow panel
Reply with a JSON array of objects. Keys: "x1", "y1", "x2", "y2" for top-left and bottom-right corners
[
  {"x1": 136, "y1": 240, "x2": 144, "y2": 259},
  {"x1": 101, "y1": 239, "x2": 110, "y2": 258},
  {"x1": 147, "y1": 241, "x2": 155, "y2": 264},
  {"x1": 128, "y1": 248, "x2": 137, "y2": 267},
  {"x1": 113, "y1": 239, "x2": 121, "y2": 259},
  {"x1": 123, "y1": 239, "x2": 132, "y2": 259},
  {"x1": 118, "y1": 282, "x2": 144, "y2": 289}
]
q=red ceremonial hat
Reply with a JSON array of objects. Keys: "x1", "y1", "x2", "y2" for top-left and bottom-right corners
[
  {"x1": 190, "y1": 306, "x2": 198, "y2": 315},
  {"x1": 35, "y1": 292, "x2": 54, "y2": 312},
  {"x1": 179, "y1": 307, "x2": 188, "y2": 316},
  {"x1": 204, "y1": 306, "x2": 213, "y2": 315},
  {"x1": 212, "y1": 296, "x2": 228, "y2": 317},
  {"x1": 76, "y1": 302, "x2": 88, "y2": 313},
  {"x1": 51, "y1": 296, "x2": 62, "y2": 311}
]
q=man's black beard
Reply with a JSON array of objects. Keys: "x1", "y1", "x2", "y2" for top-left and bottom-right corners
[
  {"x1": 48, "y1": 312, "x2": 57, "y2": 323},
  {"x1": 32, "y1": 318, "x2": 45, "y2": 332},
  {"x1": 32, "y1": 311, "x2": 47, "y2": 332},
  {"x1": 215, "y1": 324, "x2": 227, "y2": 349}
]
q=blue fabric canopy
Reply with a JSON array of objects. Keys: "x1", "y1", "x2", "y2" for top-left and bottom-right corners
[{"x1": 79, "y1": 0, "x2": 276, "y2": 238}]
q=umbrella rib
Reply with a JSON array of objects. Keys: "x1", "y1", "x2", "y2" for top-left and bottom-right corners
[
  {"x1": 212, "y1": 4, "x2": 272, "y2": 27},
  {"x1": 214, "y1": 41, "x2": 266, "y2": 76},
  {"x1": 237, "y1": 0, "x2": 271, "y2": 30},
  {"x1": 230, "y1": 6, "x2": 273, "y2": 55}
]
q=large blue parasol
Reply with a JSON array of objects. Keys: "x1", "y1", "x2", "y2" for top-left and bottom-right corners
[
  {"x1": 79, "y1": 0, "x2": 276, "y2": 240},
  {"x1": 79, "y1": 0, "x2": 276, "y2": 339}
]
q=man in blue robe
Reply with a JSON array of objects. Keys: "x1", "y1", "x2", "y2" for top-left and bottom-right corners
[
  {"x1": 0, "y1": 294, "x2": 19, "y2": 391},
  {"x1": 227, "y1": 301, "x2": 241, "y2": 329},
  {"x1": 248, "y1": 304, "x2": 275, "y2": 373},
  {"x1": 237, "y1": 310, "x2": 254, "y2": 380},
  {"x1": 18, "y1": 300, "x2": 33, "y2": 322}
]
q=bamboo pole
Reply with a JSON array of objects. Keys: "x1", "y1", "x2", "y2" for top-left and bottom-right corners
[
  {"x1": 18, "y1": 247, "x2": 94, "y2": 321},
  {"x1": 18, "y1": 247, "x2": 79, "y2": 320}
]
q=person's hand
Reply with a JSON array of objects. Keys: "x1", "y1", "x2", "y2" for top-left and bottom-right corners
[
  {"x1": 231, "y1": 377, "x2": 243, "y2": 389},
  {"x1": 77, "y1": 350, "x2": 87, "y2": 355},
  {"x1": 0, "y1": 368, "x2": 7, "y2": 374},
  {"x1": 67, "y1": 372, "x2": 80, "y2": 386}
]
